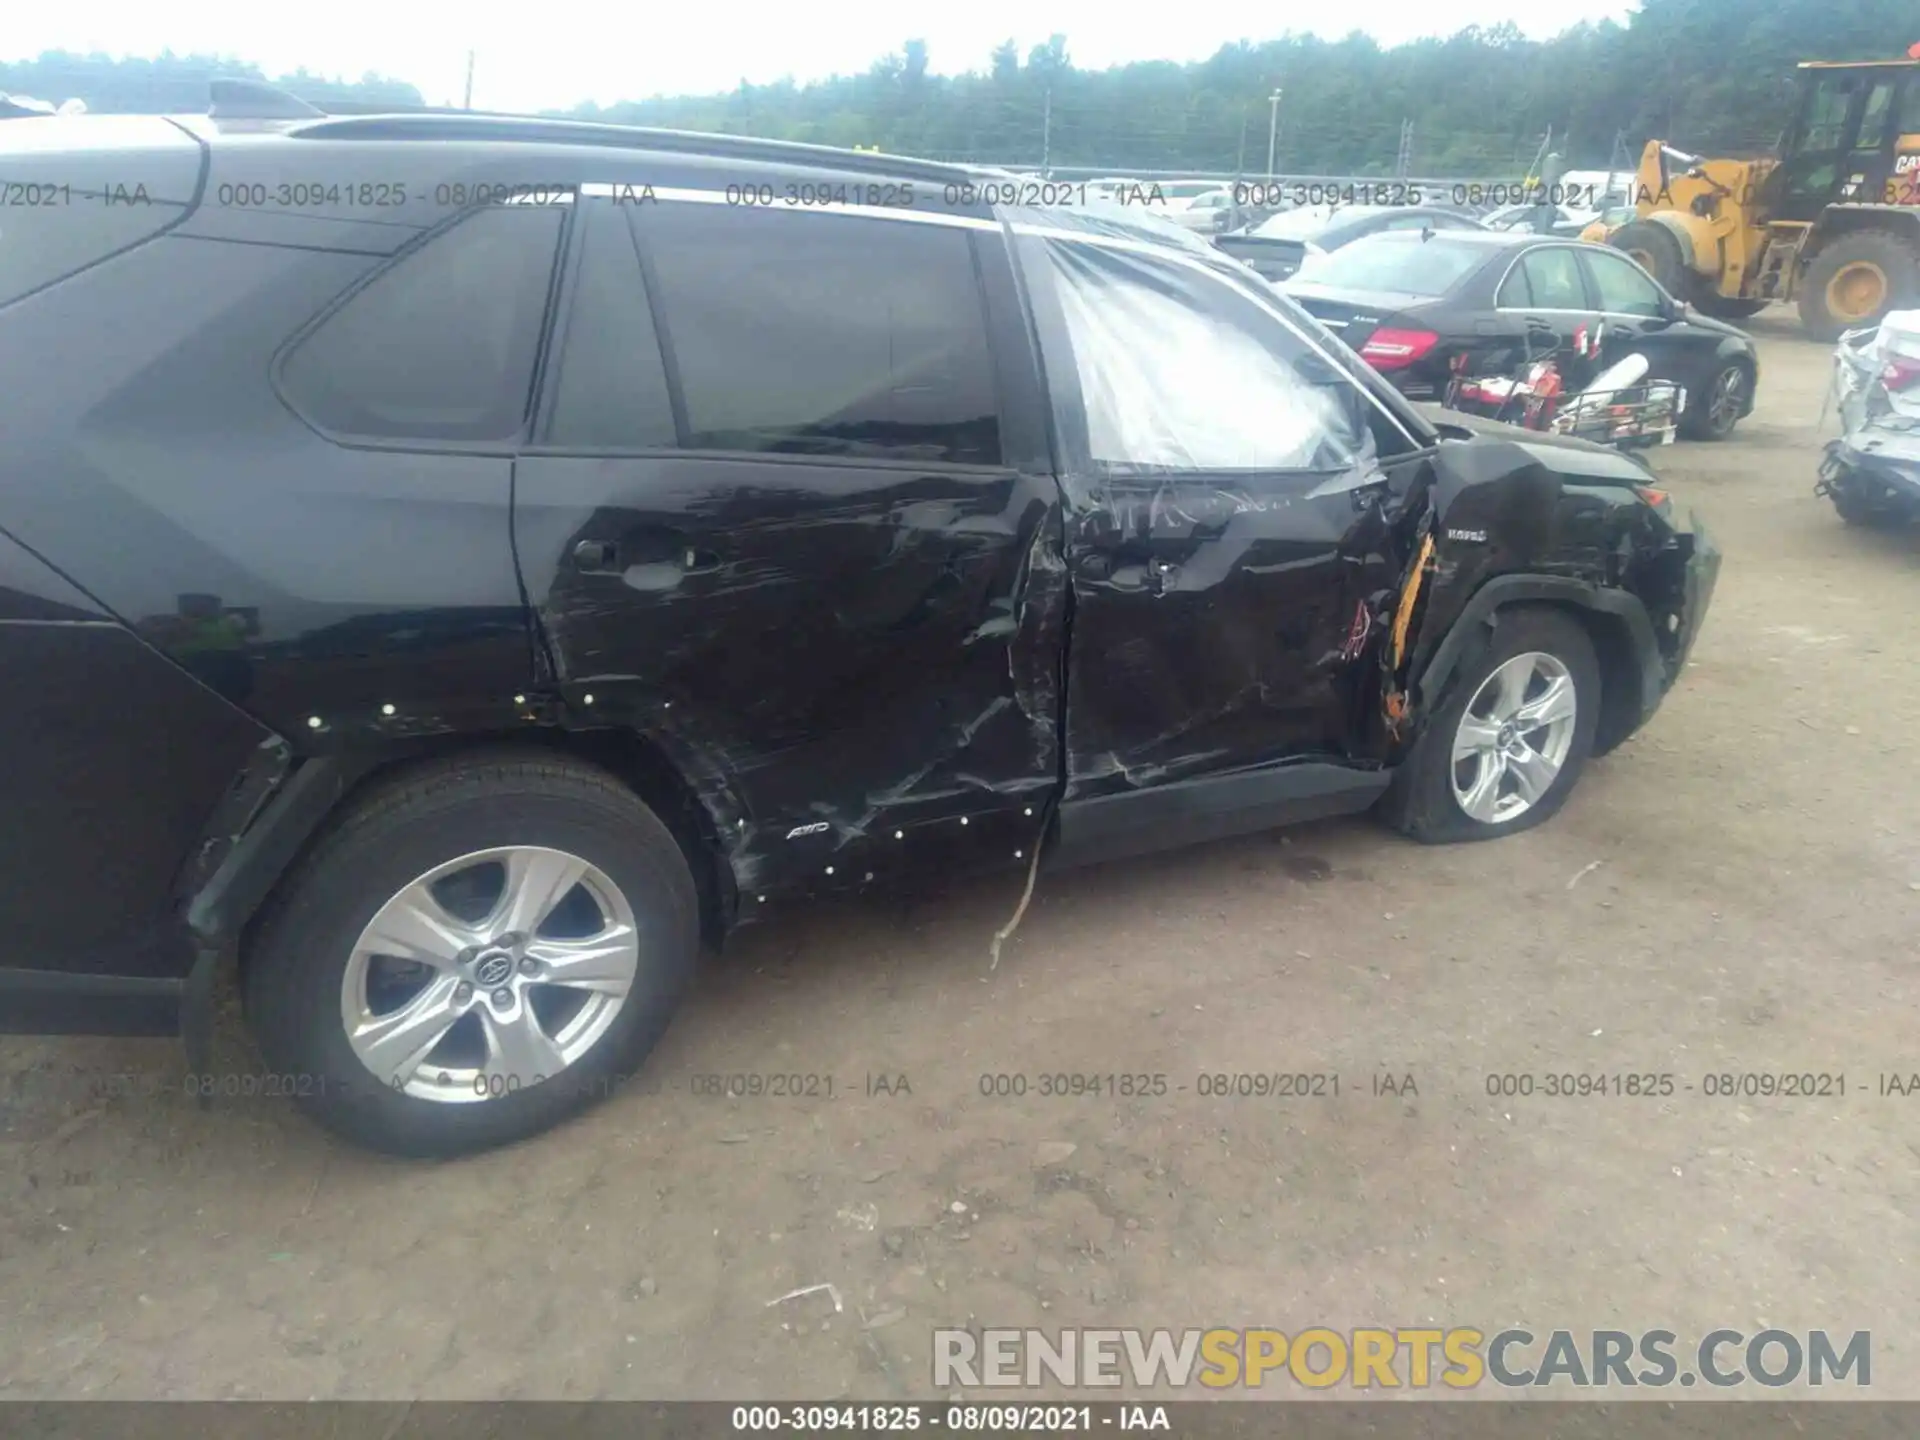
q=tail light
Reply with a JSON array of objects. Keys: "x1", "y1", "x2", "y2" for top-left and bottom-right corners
[
  {"x1": 1883, "y1": 355, "x2": 1920, "y2": 390},
  {"x1": 1358, "y1": 328, "x2": 1440, "y2": 370}
]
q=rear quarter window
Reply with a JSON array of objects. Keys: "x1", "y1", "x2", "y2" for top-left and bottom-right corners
[{"x1": 278, "y1": 201, "x2": 566, "y2": 443}]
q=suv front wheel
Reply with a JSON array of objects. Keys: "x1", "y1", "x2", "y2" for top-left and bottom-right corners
[
  {"x1": 244, "y1": 752, "x2": 700, "y2": 1157},
  {"x1": 1379, "y1": 606, "x2": 1602, "y2": 843}
]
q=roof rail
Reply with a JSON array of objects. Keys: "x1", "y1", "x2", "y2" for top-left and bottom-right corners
[
  {"x1": 210, "y1": 78, "x2": 325, "y2": 121},
  {"x1": 285, "y1": 111, "x2": 976, "y2": 182}
]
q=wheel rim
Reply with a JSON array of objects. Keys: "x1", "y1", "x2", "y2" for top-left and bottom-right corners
[
  {"x1": 1625, "y1": 247, "x2": 1659, "y2": 274},
  {"x1": 1826, "y1": 261, "x2": 1888, "y2": 322},
  {"x1": 1707, "y1": 365, "x2": 1745, "y2": 431},
  {"x1": 1450, "y1": 651, "x2": 1578, "y2": 825},
  {"x1": 340, "y1": 846, "x2": 640, "y2": 1103}
]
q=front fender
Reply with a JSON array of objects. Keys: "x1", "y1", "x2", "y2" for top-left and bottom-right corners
[{"x1": 1413, "y1": 574, "x2": 1664, "y2": 733}]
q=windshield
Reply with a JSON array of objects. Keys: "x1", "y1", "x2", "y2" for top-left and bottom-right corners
[{"x1": 1293, "y1": 234, "x2": 1493, "y2": 296}]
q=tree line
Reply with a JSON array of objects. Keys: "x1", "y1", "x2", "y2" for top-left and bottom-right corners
[{"x1": 7, "y1": 0, "x2": 1917, "y2": 175}]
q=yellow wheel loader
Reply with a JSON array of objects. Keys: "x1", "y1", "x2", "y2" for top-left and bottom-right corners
[{"x1": 1601, "y1": 56, "x2": 1920, "y2": 338}]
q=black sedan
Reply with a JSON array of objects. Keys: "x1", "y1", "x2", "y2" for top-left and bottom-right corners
[
  {"x1": 1212, "y1": 203, "x2": 1485, "y2": 282},
  {"x1": 1278, "y1": 229, "x2": 1759, "y2": 440}
]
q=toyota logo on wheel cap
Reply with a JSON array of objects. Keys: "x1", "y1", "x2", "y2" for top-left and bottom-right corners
[{"x1": 474, "y1": 951, "x2": 515, "y2": 987}]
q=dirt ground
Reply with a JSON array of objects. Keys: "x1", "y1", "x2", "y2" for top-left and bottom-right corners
[{"x1": 5, "y1": 321, "x2": 1920, "y2": 1403}]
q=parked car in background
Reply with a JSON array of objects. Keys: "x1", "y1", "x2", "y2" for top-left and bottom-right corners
[
  {"x1": 1166, "y1": 187, "x2": 1240, "y2": 234},
  {"x1": 1215, "y1": 204, "x2": 1486, "y2": 282},
  {"x1": 1278, "y1": 229, "x2": 1759, "y2": 439},
  {"x1": 1482, "y1": 201, "x2": 1602, "y2": 237},
  {"x1": 1, "y1": 92, "x2": 1718, "y2": 1157}
]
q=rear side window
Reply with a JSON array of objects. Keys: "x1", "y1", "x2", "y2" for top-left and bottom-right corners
[
  {"x1": 1500, "y1": 247, "x2": 1588, "y2": 309},
  {"x1": 281, "y1": 203, "x2": 565, "y2": 443},
  {"x1": 638, "y1": 204, "x2": 1002, "y2": 465},
  {"x1": 542, "y1": 202, "x2": 677, "y2": 449}
]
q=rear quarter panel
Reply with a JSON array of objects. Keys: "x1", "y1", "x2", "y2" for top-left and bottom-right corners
[{"x1": 0, "y1": 530, "x2": 274, "y2": 986}]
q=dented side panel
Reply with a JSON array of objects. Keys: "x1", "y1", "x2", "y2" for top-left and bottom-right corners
[
  {"x1": 513, "y1": 455, "x2": 1065, "y2": 903},
  {"x1": 1413, "y1": 432, "x2": 1674, "y2": 685},
  {"x1": 1059, "y1": 476, "x2": 1404, "y2": 799}
]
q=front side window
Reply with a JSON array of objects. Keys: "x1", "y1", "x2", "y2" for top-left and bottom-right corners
[
  {"x1": 637, "y1": 204, "x2": 1002, "y2": 465},
  {"x1": 1032, "y1": 237, "x2": 1384, "y2": 475},
  {"x1": 1800, "y1": 74, "x2": 1857, "y2": 154},
  {"x1": 282, "y1": 202, "x2": 566, "y2": 442},
  {"x1": 1583, "y1": 250, "x2": 1667, "y2": 317}
]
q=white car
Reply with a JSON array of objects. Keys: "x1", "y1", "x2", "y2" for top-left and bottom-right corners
[
  {"x1": 1165, "y1": 188, "x2": 1240, "y2": 234},
  {"x1": 1482, "y1": 201, "x2": 1601, "y2": 237}
]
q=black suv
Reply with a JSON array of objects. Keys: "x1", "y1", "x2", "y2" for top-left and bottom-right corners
[{"x1": 0, "y1": 86, "x2": 1720, "y2": 1156}]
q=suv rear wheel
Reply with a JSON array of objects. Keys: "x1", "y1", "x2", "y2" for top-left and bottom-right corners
[
  {"x1": 1380, "y1": 606, "x2": 1601, "y2": 843},
  {"x1": 244, "y1": 752, "x2": 700, "y2": 1157}
]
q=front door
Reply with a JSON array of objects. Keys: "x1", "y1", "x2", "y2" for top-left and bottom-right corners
[
  {"x1": 1013, "y1": 230, "x2": 1432, "y2": 829},
  {"x1": 512, "y1": 193, "x2": 1064, "y2": 900},
  {"x1": 1577, "y1": 244, "x2": 1718, "y2": 397}
]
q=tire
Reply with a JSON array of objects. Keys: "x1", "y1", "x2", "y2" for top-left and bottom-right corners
[
  {"x1": 244, "y1": 751, "x2": 700, "y2": 1158},
  {"x1": 1680, "y1": 358, "x2": 1751, "y2": 441},
  {"x1": 1691, "y1": 293, "x2": 1768, "y2": 321},
  {"x1": 1797, "y1": 229, "x2": 1920, "y2": 341},
  {"x1": 1829, "y1": 484, "x2": 1909, "y2": 530},
  {"x1": 1377, "y1": 606, "x2": 1601, "y2": 844},
  {"x1": 1609, "y1": 221, "x2": 1690, "y2": 297}
]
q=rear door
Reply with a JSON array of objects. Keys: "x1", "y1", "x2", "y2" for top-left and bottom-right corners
[
  {"x1": 1492, "y1": 243, "x2": 1602, "y2": 378},
  {"x1": 511, "y1": 191, "x2": 1063, "y2": 900}
]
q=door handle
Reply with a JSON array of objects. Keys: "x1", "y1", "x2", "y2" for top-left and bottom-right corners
[{"x1": 572, "y1": 539, "x2": 620, "y2": 574}]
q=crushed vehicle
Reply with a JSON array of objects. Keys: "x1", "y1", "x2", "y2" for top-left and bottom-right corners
[
  {"x1": 0, "y1": 84, "x2": 1720, "y2": 1157},
  {"x1": 1818, "y1": 308, "x2": 1920, "y2": 525}
]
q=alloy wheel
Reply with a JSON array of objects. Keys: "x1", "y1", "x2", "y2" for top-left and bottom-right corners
[
  {"x1": 1450, "y1": 651, "x2": 1579, "y2": 825},
  {"x1": 340, "y1": 846, "x2": 640, "y2": 1102},
  {"x1": 1707, "y1": 365, "x2": 1746, "y2": 434}
]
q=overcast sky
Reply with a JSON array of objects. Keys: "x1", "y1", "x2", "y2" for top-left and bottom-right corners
[{"x1": 8, "y1": 1, "x2": 1640, "y2": 112}]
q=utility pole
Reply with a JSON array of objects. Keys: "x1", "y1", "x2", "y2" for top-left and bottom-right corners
[
  {"x1": 463, "y1": 50, "x2": 475, "y2": 110},
  {"x1": 1040, "y1": 85, "x2": 1052, "y2": 176},
  {"x1": 1266, "y1": 89, "x2": 1283, "y2": 178},
  {"x1": 1395, "y1": 118, "x2": 1414, "y2": 179}
]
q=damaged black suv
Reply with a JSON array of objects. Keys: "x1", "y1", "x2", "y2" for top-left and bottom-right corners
[{"x1": 0, "y1": 87, "x2": 1719, "y2": 1156}]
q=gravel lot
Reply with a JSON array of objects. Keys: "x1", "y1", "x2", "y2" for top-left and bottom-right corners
[{"x1": 4, "y1": 321, "x2": 1918, "y2": 1402}]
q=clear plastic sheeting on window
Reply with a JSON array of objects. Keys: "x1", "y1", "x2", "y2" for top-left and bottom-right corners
[{"x1": 1024, "y1": 230, "x2": 1384, "y2": 489}]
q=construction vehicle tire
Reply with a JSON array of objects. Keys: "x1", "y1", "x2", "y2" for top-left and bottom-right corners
[
  {"x1": 1609, "y1": 221, "x2": 1690, "y2": 296},
  {"x1": 1798, "y1": 229, "x2": 1920, "y2": 340}
]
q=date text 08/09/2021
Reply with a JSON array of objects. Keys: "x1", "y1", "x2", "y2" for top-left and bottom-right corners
[{"x1": 730, "y1": 1404, "x2": 1165, "y2": 1433}]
